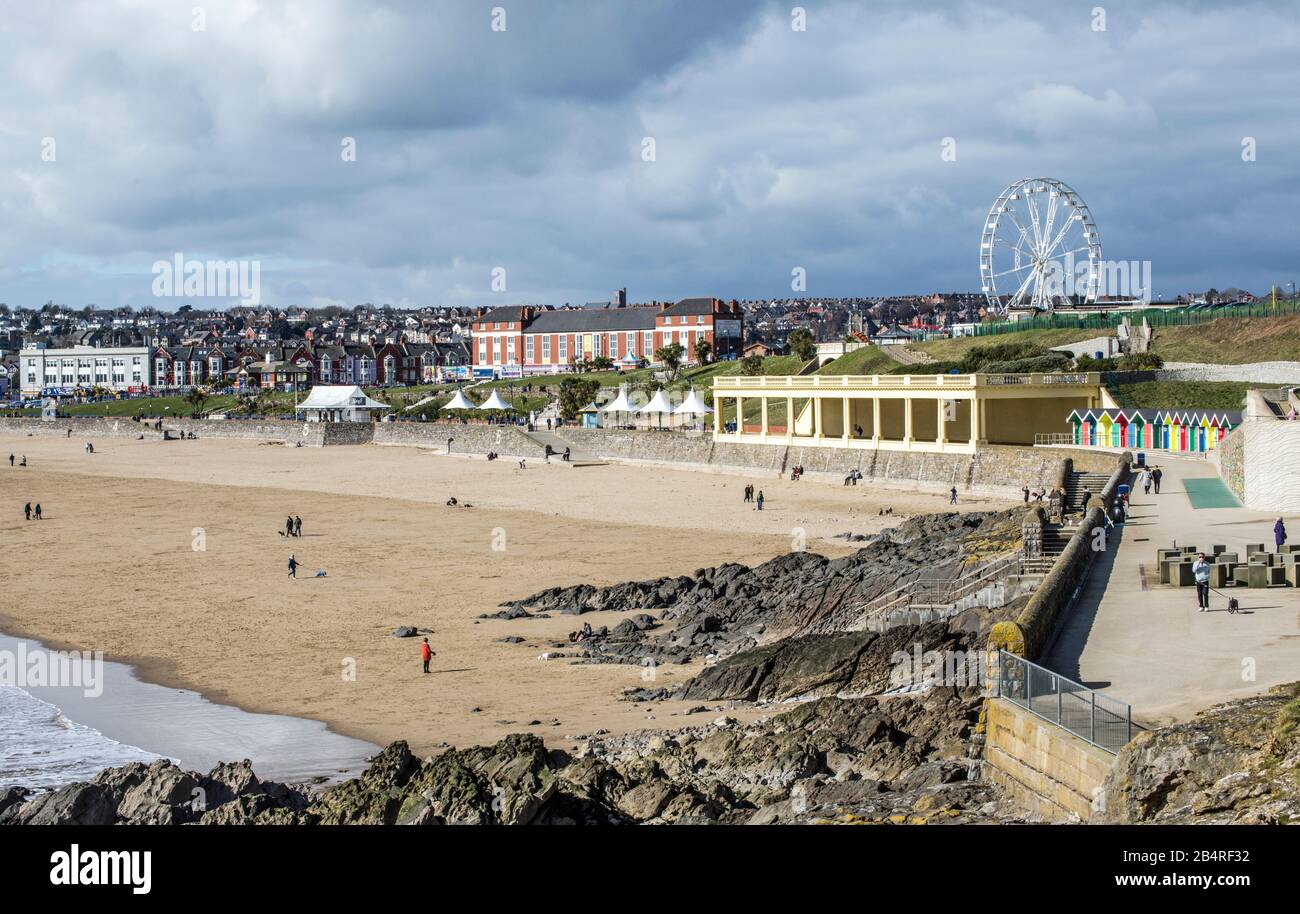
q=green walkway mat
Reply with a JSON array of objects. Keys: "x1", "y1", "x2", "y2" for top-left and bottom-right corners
[{"x1": 1184, "y1": 477, "x2": 1241, "y2": 509}]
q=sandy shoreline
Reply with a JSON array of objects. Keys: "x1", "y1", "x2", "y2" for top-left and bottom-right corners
[{"x1": 0, "y1": 433, "x2": 1016, "y2": 760}]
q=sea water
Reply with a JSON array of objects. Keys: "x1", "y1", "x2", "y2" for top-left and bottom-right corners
[
  {"x1": 0, "y1": 685, "x2": 161, "y2": 790},
  {"x1": 0, "y1": 632, "x2": 377, "y2": 793}
]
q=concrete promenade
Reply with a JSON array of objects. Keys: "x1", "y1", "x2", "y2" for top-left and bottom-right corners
[{"x1": 1043, "y1": 453, "x2": 1300, "y2": 725}]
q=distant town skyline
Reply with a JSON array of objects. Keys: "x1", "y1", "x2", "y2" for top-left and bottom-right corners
[{"x1": 2, "y1": 0, "x2": 1297, "y2": 310}]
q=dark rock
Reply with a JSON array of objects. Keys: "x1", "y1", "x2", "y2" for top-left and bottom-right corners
[{"x1": 394, "y1": 626, "x2": 419, "y2": 638}]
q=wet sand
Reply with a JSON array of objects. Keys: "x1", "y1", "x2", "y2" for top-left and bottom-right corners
[{"x1": 0, "y1": 434, "x2": 1015, "y2": 758}]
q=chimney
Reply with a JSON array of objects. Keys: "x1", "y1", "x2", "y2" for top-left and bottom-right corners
[{"x1": 659, "y1": 300, "x2": 671, "y2": 312}]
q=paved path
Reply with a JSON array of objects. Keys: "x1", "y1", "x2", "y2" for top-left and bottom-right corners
[{"x1": 1042, "y1": 454, "x2": 1299, "y2": 725}]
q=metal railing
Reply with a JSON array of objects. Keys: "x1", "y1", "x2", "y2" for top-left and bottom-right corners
[
  {"x1": 995, "y1": 651, "x2": 1133, "y2": 754},
  {"x1": 1033, "y1": 432, "x2": 1076, "y2": 446}
]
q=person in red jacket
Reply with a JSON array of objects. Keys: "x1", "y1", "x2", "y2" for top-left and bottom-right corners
[{"x1": 421, "y1": 637, "x2": 436, "y2": 674}]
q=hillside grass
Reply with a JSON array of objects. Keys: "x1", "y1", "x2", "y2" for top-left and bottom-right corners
[
  {"x1": 814, "y1": 346, "x2": 900, "y2": 375},
  {"x1": 1150, "y1": 314, "x2": 1300, "y2": 364},
  {"x1": 914, "y1": 327, "x2": 1108, "y2": 361},
  {"x1": 1106, "y1": 381, "x2": 1271, "y2": 411}
]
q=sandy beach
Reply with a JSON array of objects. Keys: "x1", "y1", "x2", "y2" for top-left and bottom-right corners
[{"x1": 0, "y1": 433, "x2": 1016, "y2": 759}]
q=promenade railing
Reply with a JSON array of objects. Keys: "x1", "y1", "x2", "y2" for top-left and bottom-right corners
[{"x1": 995, "y1": 650, "x2": 1134, "y2": 754}]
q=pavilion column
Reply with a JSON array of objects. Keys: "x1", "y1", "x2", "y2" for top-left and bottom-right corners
[
  {"x1": 760, "y1": 397, "x2": 769, "y2": 440},
  {"x1": 813, "y1": 396, "x2": 824, "y2": 440},
  {"x1": 786, "y1": 397, "x2": 794, "y2": 440},
  {"x1": 842, "y1": 396, "x2": 850, "y2": 444},
  {"x1": 713, "y1": 401, "x2": 721, "y2": 435},
  {"x1": 736, "y1": 397, "x2": 744, "y2": 434},
  {"x1": 977, "y1": 399, "x2": 988, "y2": 444},
  {"x1": 872, "y1": 398, "x2": 881, "y2": 443},
  {"x1": 903, "y1": 398, "x2": 914, "y2": 446},
  {"x1": 936, "y1": 398, "x2": 947, "y2": 447}
]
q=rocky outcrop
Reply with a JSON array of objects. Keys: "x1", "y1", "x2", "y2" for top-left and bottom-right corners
[
  {"x1": 1100, "y1": 682, "x2": 1300, "y2": 824},
  {"x1": 680, "y1": 622, "x2": 972, "y2": 703},
  {"x1": 0, "y1": 758, "x2": 311, "y2": 826},
  {"x1": 3, "y1": 689, "x2": 1024, "y2": 825},
  {"x1": 501, "y1": 511, "x2": 1024, "y2": 665}
]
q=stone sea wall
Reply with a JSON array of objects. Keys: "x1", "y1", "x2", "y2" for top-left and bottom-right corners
[
  {"x1": 0, "y1": 416, "x2": 324, "y2": 444},
  {"x1": 0, "y1": 416, "x2": 1114, "y2": 495}
]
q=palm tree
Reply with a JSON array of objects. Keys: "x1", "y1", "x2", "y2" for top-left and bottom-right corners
[{"x1": 185, "y1": 387, "x2": 210, "y2": 417}]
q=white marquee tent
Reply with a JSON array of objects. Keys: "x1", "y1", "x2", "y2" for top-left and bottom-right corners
[
  {"x1": 600, "y1": 385, "x2": 635, "y2": 428},
  {"x1": 441, "y1": 389, "x2": 476, "y2": 411},
  {"x1": 673, "y1": 388, "x2": 713, "y2": 416},
  {"x1": 637, "y1": 388, "x2": 676, "y2": 429},
  {"x1": 478, "y1": 389, "x2": 515, "y2": 411}
]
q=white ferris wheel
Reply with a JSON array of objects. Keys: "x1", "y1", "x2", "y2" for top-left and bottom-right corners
[{"x1": 979, "y1": 178, "x2": 1101, "y2": 313}]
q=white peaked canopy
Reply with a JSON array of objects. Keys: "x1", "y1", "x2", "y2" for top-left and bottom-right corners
[
  {"x1": 674, "y1": 388, "x2": 713, "y2": 416},
  {"x1": 601, "y1": 385, "x2": 634, "y2": 414},
  {"x1": 441, "y1": 389, "x2": 476, "y2": 411},
  {"x1": 478, "y1": 389, "x2": 514, "y2": 411},
  {"x1": 639, "y1": 389, "x2": 676, "y2": 415}
]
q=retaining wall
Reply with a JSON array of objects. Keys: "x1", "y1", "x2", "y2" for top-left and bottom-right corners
[
  {"x1": 1159, "y1": 361, "x2": 1300, "y2": 384},
  {"x1": 991, "y1": 454, "x2": 1131, "y2": 659},
  {"x1": 982, "y1": 697, "x2": 1113, "y2": 822},
  {"x1": 1213, "y1": 421, "x2": 1300, "y2": 513},
  {"x1": 0, "y1": 416, "x2": 325, "y2": 444}
]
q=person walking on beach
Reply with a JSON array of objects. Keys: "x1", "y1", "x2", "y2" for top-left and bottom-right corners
[
  {"x1": 1152, "y1": 466, "x2": 1162, "y2": 494},
  {"x1": 19, "y1": 456, "x2": 26, "y2": 466},
  {"x1": 1022, "y1": 486, "x2": 1030, "y2": 503},
  {"x1": 24, "y1": 502, "x2": 31, "y2": 521},
  {"x1": 421, "y1": 637, "x2": 436, "y2": 674},
  {"x1": 285, "y1": 514, "x2": 295, "y2": 537},
  {"x1": 33, "y1": 503, "x2": 42, "y2": 520},
  {"x1": 1141, "y1": 468, "x2": 1151, "y2": 495},
  {"x1": 949, "y1": 486, "x2": 958, "y2": 505},
  {"x1": 756, "y1": 490, "x2": 764, "y2": 511},
  {"x1": 287, "y1": 554, "x2": 299, "y2": 578},
  {"x1": 294, "y1": 514, "x2": 302, "y2": 537},
  {"x1": 1276, "y1": 517, "x2": 1288, "y2": 553},
  {"x1": 1193, "y1": 552, "x2": 1210, "y2": 612}
]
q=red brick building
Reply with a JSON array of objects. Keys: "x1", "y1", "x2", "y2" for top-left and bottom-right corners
[{"x1": 469, "y1": 298, "x2": 743, "y2": 376}]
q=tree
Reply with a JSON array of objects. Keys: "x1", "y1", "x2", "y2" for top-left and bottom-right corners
[
  {"x1": 738, "y1": 354, "x2": 764, "y2": 376},
  {"x1": 185, "y1": 387, "x2": 210, "y2": 417},
  {"x1": 655, "y1": 342, "x2": 685, "y2": 379},
  {"x1": 558, "y1": 377, "x2": 600, "y2": 420},
  {"x1": 590, "y1": 355, "x2": 614, "y2": 372},
  {"x1": 693, "y1": 337, "x2": 712, "y2": 365},
  {"x1": 788, "y1": 328, "x2": 816, "y2": 362}
]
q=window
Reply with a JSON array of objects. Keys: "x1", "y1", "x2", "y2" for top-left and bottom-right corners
[
  {"x1": 626, "y1": 332, "x2": 634, "y2": 355},
  {"x1": 478, "y1": 340, "x2": 487, "y2": 363},
  {"x1": 542, "y1": 336, "x2": 551, "y2": 360},
  {"x1": 558, "y1": 335, "x2": 567, "y2": 361},
  {"x1": 525, "y1": 336, "x2": 534, "y2": 362}
]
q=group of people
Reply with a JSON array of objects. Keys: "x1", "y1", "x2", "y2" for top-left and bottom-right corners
[
  {"x1": 788, "y1": 465, "x2": 805, "y2": 481},
  {"x1": 842, "y1": 469, "x2": 863, "y2": 486},
  {"x1": 283, "y1": 514, "x2": 303, "y2": 537},
  {"x1": 1138, "y1": 466, "x2": 1163, "y2": 495},
  {"x1": 8, "y1": 454, "x2": 26, "y2": 466},
  {"x1": 23, "y1": 501, "x2": 43, "y2": 521},
  {"x1": 741, "y1": 484, "x2": 765, "y2": 510}
]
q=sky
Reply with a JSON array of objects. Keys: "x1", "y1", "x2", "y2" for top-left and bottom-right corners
[{"x1": 1, "y1": 0, "x2": 1297, "y2": 311}]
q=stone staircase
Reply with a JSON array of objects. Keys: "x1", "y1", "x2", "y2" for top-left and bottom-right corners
[
  {"x1": 520, "y1": 430, "x2": 606, "y2": 467},
  {"x1": 1063, "y1": 471, "x2": 1111, "y2": 515},
  {"x1": 1023, "y1": 524, "x2": 1071, "y2": 574}
]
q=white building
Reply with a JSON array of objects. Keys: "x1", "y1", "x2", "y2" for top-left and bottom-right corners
[
  {"x1": 296, "y1": 385, "x2": 390, "y2": 422},
  {"x1": 19, "y1": 345, "x2": 151, "y2": 397}
]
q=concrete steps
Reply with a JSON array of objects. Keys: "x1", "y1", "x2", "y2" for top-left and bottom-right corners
[{"x1": 520, "y1": 430, "x2": 607, "y2": 467}]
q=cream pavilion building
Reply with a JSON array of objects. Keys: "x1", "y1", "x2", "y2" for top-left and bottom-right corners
[{"x1": 711, "y1": 371, "x2": 1105, "y2": 455}]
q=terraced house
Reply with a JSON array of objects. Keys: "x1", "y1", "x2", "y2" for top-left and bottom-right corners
[{"x1": 470, "y1": 298, "x2": 744, "y2": 377}]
